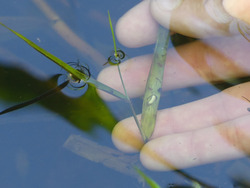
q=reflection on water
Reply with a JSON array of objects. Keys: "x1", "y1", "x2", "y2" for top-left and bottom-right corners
[
  {"x1": 0, "y1": 0, "x2": 250, "y2": 187},
  {"x1": 58, "y1": 61, "x2": 90, "y2": 97},
  {"x1": 0, "y1": 65, "x2": 116, "y2": 131},
  {"x1": 64, "y1": 134, "x2": 144, "y2": 184},
  {"x1": 0, "y1": 74, "x2": 69, "y2": 115}
]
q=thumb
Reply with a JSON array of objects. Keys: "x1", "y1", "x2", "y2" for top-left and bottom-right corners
[
  {"x1": 150, "y1": 0, "x2": 183, "y2": 29},
  {"x1": 150, "y1": 0, "x2": 240, "y2": 38},
  {"x1": 223, "y1": 0, "x2": 250, "y2": 25}
]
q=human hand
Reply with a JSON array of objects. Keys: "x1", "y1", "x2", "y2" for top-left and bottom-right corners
[{"x1": 97, "y1": 0, "x2": 250, "y2": 170}]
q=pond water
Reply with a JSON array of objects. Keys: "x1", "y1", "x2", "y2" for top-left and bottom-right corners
[{"x1": 0, "y1": 0, "x2": 250, "y2": 187}]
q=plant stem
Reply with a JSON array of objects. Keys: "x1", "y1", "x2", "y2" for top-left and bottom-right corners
[
  {"x1": 87, "y1": 77, "x2": 126, "y2": 99},
  {"x1": 117, "y1": 65, "x2": 145, "y2": 140},
  {"x1": 107, "y1": 11, "x2": 143, "y2": 138}
]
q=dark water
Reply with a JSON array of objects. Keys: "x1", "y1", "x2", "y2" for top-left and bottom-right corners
[{"x1": 0, "y1": 0, "x2": 249, "y2": 188}]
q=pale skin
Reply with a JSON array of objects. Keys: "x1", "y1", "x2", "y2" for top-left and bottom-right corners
[{"x1": 97, "y1": 0, "x2": 250, "y2": 170}]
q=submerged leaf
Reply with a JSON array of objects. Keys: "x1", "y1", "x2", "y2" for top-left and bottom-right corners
[
  {"x1": 0, "y1": 77, "x2": 69, "y2": 115},
  {"x1": 0, "y1": 65, "x2": 116, "y2": 131}
]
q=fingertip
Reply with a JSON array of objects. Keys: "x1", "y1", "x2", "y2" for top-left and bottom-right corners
[
  {"x1": 140, "y1": 134, "x2": 199, "y2": 171},
  {"x1": 115, "y1": 14, "x2": 135, "y2": 48},
  {"x1": 151, "y1": 0, "x2": 232, "y2": 37},
  {"x1": 223, "y1": 0, "x2": 250, "y2": 24},
  {"x1": 150, "y1": 0, "x2": 183, "y2": 29},
  {"x1": 97, "y1": 55, "x2": 153, "y2": 101},
  {"x1": 111, "y1": 118, "x2": 144, "y2": 153},
  {"x1": 96, "y1": 66, "x2": 121, "y2": 101},
  {"x1": 151, "y1": 0, "x2": 183, "y2": 13},
  {"x1": 140, "y1": 141, "x2": 171, "y2": 171},
  {"x1": 116, "y1": 0, "x2": 158, "y2": 48}
]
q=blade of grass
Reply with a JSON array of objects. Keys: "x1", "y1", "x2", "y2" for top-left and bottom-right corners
[
  {"x1": 0, "y1": 22, "x2": 81, "y2": 79},
  {"x1": 117, "y1": 65, "x2": 145, "y2": 139},
  {"x1": 108, "y1": 11, "x2": 117, "y2": 57},
  {"x1": 107, "y1": 11, "x2": 145, "y2": 139},
  {"x1": 87, "y1": 77, "x2": 126, "y2": 99},
  {"x1": 0, "y1": 22, "x2": 126, "y2": 99},
  {"x1": 134, "y1": 167, "x2": 161, "y2": 188},
  {"x1": 141, "y1": 26, "x2": 170, "y2": 141}
]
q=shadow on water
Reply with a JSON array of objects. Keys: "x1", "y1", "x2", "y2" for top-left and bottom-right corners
[{"x1": 0, "y1": 63, "x2": 116, "y2": 132}]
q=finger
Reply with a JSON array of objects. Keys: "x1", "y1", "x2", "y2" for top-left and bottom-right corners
[
  {"x1": 150, "y1": 0, "x2": 234, "y2": 38},
  {"x1": 140, "y1": 114, "x2": 250, "y2": 170},
  {"x1": 116, "y1": 0, "x2": 236, "y2": 48},
  {"x1": 223, "y1": 0, "x2": 250, "y2": 25},
  {"x1": 112, "y1": 82, "x2": 250, "y2": 152},
  {"x1": 116, "y1": 0, "x2": 158, "y2": 48},
  {"x1": 98, "y1": 49, "x2": 202, "y2": 101},
  {"x1": 97, "y1": 35, "x2": 250, "y2": 101}
]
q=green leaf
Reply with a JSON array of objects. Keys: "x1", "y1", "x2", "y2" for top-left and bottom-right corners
[
  {"x1": 108, "y1": 10, "x2": 117, "y2": 57},
  {"x1": 0, "y1": 22, "x2": 126, "y2": 99},
  {"x1": 141, "y1": 26, "x2": 170, "y2": 141},
  {"x1": 135, "y1": 167, "x2": 161, "y2": 188},
  {"x1": 0, "y1": 65, "x2": 116, "y2": 131},
  {"x1": 107, "y1": 12, "x2": 143, "y2": 140},
  {"x1": 0, "y1": 22, "x2": 84, "y2": 80}
]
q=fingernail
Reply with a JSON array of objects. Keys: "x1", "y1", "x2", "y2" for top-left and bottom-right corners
[
  {"x1": 223, "y1": 0, "x2": 250, "y2": 25},
  {"x1": 155, "y1": 0, "x2": 183, "y2": 11},
  {"x1": 204, "y1": 0, "x2": 233, "y2": 23}
]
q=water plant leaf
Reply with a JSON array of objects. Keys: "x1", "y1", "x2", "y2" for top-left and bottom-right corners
[
  {"x1": 140, "y1": 26, "x2": 170, "y2": 141},
  {"x1": 0, "y1": 77, "x2": 69, "y2": 115},
  {"x1": 135, "y1": 167, "x2": 161, "y2": 188},
  {"x1": 0, "y1": 65, "x2": 116, "y2": 131},
  {"x1": 108, "y1": 11, "x2": 117, "y2": 57},
  {"x1": 107, "y1": 11, "x2": 144, "y2": 139},
  {"x1": 107, "y1": 13, "x2": 171, "y2": 141},
  {"x1": 0, "y1": 22, "x2": 126, "y2": 100},
  {"x1": 0, "y1": 22, "x2": 82, "y2": 79}
]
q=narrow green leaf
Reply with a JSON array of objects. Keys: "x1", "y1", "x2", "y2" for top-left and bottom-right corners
[
  {"x1": 108, "y1": 10, "x2": 117, "y2": 57},
  {"x1": 0, "y1": 22, "x2": 84, "y2": 80},
  {"x1": 141, "y1": 26, "x2": 170, "y2": 141},
  {"x1": 107, "y1": 12, "x2": 144, "y2": 140},
  {"x1": 135, "y1": 167, "x2": 161, "y2": 188},
  {"x1": 0, "y1": 22, "x2": 126, "y2": 99}
]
